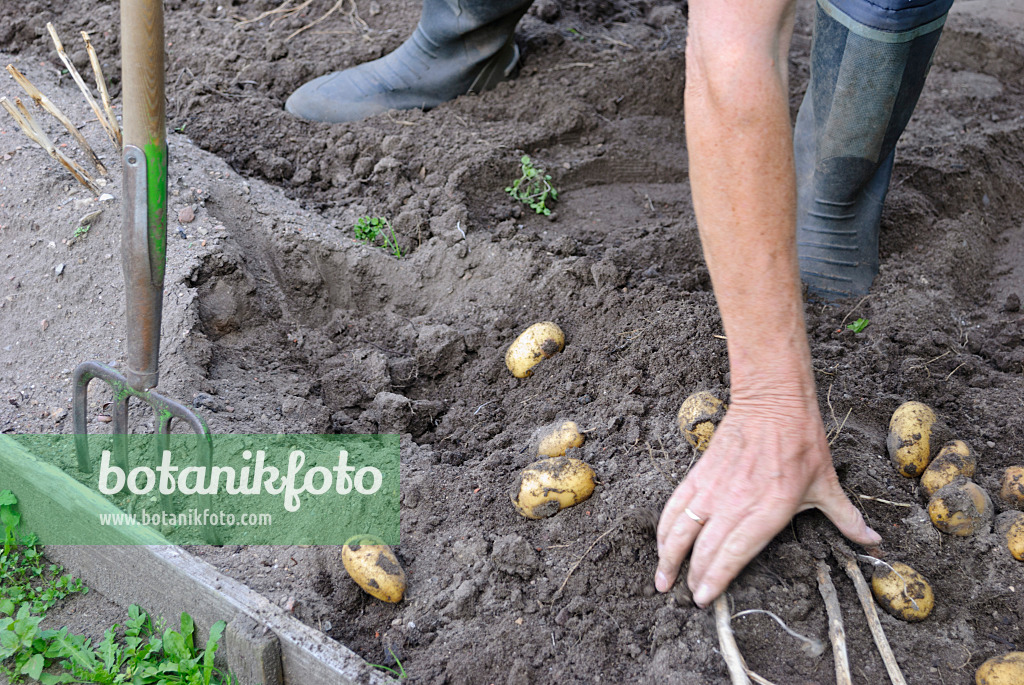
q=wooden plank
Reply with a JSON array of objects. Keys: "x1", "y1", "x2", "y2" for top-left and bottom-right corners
[
  {"x1": 0, "y1": 435, "x2": 168, "y2": 545},
  {"x1": 0, "y1": 435, "x2": 389, "y2": 685},
  {"x1": 225, "y1": 615, "x2": 284, "y2": 685}
]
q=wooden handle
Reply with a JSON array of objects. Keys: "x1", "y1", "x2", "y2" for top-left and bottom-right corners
[{"x1": 120, "y1": 0, "x2": 165, "y2": 152}]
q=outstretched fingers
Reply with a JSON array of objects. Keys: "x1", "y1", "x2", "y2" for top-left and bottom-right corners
[
  {"x1": 686, "y1": 501, "x2": 795, "y2": 607},
  {"x1": 809, "y1": 470, "x2": 882, "y2": 547},
  {"x1": 655, "y1": 478, "x2": 702, "y2": 592}
]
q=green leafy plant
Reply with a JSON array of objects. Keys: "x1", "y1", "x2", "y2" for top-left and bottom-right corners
[
  {"x1": 846, "y1": 317, "x2": 870, "y2": 333},
  {"x1": 506, "y1": 155, "x2": 558, "y2": 216},
  {"x1": 0, "y1": 490, "x2": 17, "y2": 557},
  {"x1": 369, "y1": 647, "x2": 408, "y2": 680},
  {"x1": 353, "y1": 216, "x2": 402, "y2": 258},
  {"x1": 73, "y1": 224, "x2": 91, "y2": 241},
  {"x1": 2, "y1": 605, "x2": 231, "y2": 685},
  {"x1": 55, "y1": 609, "x2": 230, "y2": 685},
  {"x1": 0, "y1": 492, "x2": 86, "y2": 618}
]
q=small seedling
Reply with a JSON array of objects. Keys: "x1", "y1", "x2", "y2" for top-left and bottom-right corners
[
  {"x1": 353, "y1": 216, "x2": 402, "y2": 258},
  {"x1": 369, "y1": 647, "x2": 408, "y2": 679},
  {"x1": 506, "y1": 155, "x2": 558, "y2": 216},
  {"x1": 73, "y1": 224, "x2": 91, "y2": 241},
  {"x1": 847, "y1": 317, "x2": 870, "y2": 333}
]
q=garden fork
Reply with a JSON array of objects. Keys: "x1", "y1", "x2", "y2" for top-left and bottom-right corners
[{"x1": 71, "y1": 0, "x2": 219, "y2": 544}]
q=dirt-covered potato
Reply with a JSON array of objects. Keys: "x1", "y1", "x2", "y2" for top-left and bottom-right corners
[
  {"x1": 677, "y1": 391, "x2": 727, "y2": 451},
  {"x1": 920, "y1": 440, "x2": 976, "y2": 497},
  {"x1": 976, "y1": 652, "x2": 1024, "y2": 685},
  {"x1": 870, "y1": 561, "x2": 934, "y2": 622},
  {"x1": 887, "y1": 401, "x2": 946, "y2": 477},
  {"x1": 341, "y1": 535, "x2": 406, "y2": 603},
  {"x1": 999, "y1": 466, "x2": 1024, "y2": 510},
  {"x1": 995, "y1": 511, "x2": 1024, "y2": 562},
  {"x1": 534, "y1": 420, "x2": 585, "y2": 457},
  {"x1": 511, "y1": 456, "x2": 596, "y2": 519},
  {"x1": 928, "y1": 479, "x2": 994, "y2": 536},
  {"x1": 504, "y1": 322, "x2": 565, "y2": 378}
]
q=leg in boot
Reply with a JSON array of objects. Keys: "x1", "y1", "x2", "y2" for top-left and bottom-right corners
[
  {"x1": 286, "y1": 0, "x2": 533, "y2": 123},
  {"x1": 795, "y1": 0, "x2": 953, "y2": 298}
]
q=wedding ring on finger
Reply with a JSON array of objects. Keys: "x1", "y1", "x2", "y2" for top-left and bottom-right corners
[{"x1": 684, "y1": 507, "x2": 706, "y2": 526}]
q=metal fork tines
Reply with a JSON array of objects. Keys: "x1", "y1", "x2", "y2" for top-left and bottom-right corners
[{"x1": 72, "y1": 360, "x2": 220, "y2": 544}]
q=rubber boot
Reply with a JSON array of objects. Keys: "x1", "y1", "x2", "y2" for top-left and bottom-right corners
[
  {"x1": 286, "y1": 0, "x2": 533, "y2": 123},
  {"x1": 795, "y1": 0, "x2": 948, "y2": 299}
]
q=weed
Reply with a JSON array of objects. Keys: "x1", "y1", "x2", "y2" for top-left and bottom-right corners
[
  {"x1": 506, "y1": 155, "x2": 558, "y2": 216},
  {"x1": 369, "y1": 647, "x2": 408, "y2": 679},
  {"x1": 0, "y1": 491, "x2": 86, "y2": 617},
  {"x1": 0, "y1": 492, "x2": 231, "y2": 684},
  {"x1": 353, "y1": 216, "x2": 402, "y2": 258},
  {"x1": 846, "y1": 318, "x2": 870, "y2": 333},
  {"x1": 73, "y1": 224, "x2": 90, "y2": 241},
  {"x1": 54, "y1": 608, "x2": 231, "y2": 685}
]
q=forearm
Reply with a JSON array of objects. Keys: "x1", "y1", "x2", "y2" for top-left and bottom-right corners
[
  {"x1": 655, "y1": 4, "x2": 880, "y2": 602},
  {"x1": 685, "y1": 2, "x2": 809, "y2": 402}
]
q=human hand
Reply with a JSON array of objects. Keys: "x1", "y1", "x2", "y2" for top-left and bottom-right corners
[{"x1": 655, "y1": 392, "x2": 881, "y2": 607}]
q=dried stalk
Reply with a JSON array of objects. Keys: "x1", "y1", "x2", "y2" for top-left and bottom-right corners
[
  {"x1": 0, "y1": 97, "x2": 100, "y2": 194},
  {"x1": 81, "y1": 31, "x2": 122, "y2": 148},
  {"x1": 816, "y1": 560, "x2": 852, "y2": 685},
  {"x1": 840, "y1": 555, "x2": 908, "y2": 685},
  {"x1": 46, "y1": 23, "x2": 119, "y2": 149},
  {"x1": 6, "y1": 64, "x2": 107, "y2": 175},
  {"x1": 714, "y1": 595, "x2": 751, "y2": 685}
]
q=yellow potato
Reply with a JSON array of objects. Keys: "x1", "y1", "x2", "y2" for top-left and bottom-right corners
[
  {"x1": 341, "y1": 535, "x2": 406, "y2": 603},
  {"x1": 504, "y1": 322, "x2": 565, "y2": 378},
  {"x1": 995, "y1": 511, "x2": 1024, "y2": 562},
  {"x1": 535, "y1": 420, "x2": 585, "y2": 457},
  {"x1": 920, "y1": 440, "x2": 976, "y2": 497},
  {"x1": 511, "y1": 456, "x2": 595, "y2": 519},
  {"x1": 999, "y1": 466, "x2": 1024, "y2": 510},
  {"x1": 928, "y1": 479, "x2": 993, "y2": 536},
  {"x1": 887, "y1": 401, "x2": 939, "y2": 477},
  {"x1": 677, "y1": 391, "x2": 727, "y2": 452},
  {"x1": 870, "y1": 561, "x2": 934, "y2": 622},
  {"x1": 976, "y1": 652, "x2": 1024, "y2": 685}
]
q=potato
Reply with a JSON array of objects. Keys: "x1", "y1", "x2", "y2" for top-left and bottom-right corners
[
  {"x1": 995, "y1": 511, "x2": 1024, "y2": 562},
  {"x1": 920, "y1": 440, "x2": 976, "y2": 497},
  {"x1": 869, "y1": 561, "x2": 934, "y2": 622},
  {"x1": 341, "y1": 535, "x2": 406, "y2": 603},
  {"x1": 504, "y1": 322, "x2": 565, "y2": 378},
  {"x1": 976, "y1": 652, "x2": 1024, "y2": 685},
  {"x1": 887, "y1": 401, "x2": 947, "y2": 477},
  {"x1": 677, "y1": 391, "x2": 727, "y2": 451},
  {"x1": 928, "y1": 479, "x2": 993, "y2": 536},
  {"x1": 511, "y1": 456, "x2": 596, "y2": 519},
  {"x1": 999, "y1": 466, "x2": 1024, "y2": 510},
  {"x1": 534, "y1": 420, "x2": 585, "y2": 457}
]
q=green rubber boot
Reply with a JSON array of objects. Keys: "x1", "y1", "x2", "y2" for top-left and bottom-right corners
[
  {"x1": 286, "y1": 0, "x2": 533, "y2": 123},
  {"x1": 795, "y1": 1, "x2": 947, "y2": 299}
]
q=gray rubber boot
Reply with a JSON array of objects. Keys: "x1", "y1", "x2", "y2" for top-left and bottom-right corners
[
  {"x1": 286, "y1": 0, "x2": 533, "y2": 123},
  {"x1": 795, "y1": 2, "x2": 947, "y2": 299}
]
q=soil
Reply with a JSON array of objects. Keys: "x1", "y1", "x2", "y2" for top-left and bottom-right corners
[{"x1": 2, "y1": 0, "x2": 1024, "y2": 683}]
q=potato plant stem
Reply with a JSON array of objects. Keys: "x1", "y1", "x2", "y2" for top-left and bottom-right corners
[
  {"x1": 713, "y1": 595, "x2": 751, "y2": 685},
  {"x1": 841, "y1": 556, "x2": 908, "y2": 685},
  {"x1": 816, "y1": 560, "x2": 852, "y2": 685}
]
